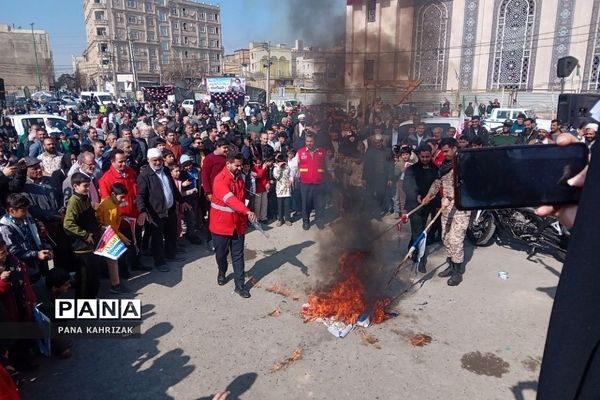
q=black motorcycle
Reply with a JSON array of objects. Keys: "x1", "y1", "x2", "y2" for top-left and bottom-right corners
[{"x1": 467, "y1": 208, "x2": 570, "y2": 262}]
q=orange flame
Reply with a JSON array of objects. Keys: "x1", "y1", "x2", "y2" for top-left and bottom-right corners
[{"x1": 302, "y1": 251, "x2": 390, "y2": 325}]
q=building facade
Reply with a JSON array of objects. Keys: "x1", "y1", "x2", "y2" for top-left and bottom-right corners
[
  {"x1": 81, "y1": 0, "x2": 223, "y2": 95},
  {"x1": 222, "y1": 48, "x2": 250, "y2": 76},
  {"x1": 0, "y1": 23, "x2": 55, "y2": 91},
  {"x1": 345, "y1": 0, "x2": 600, "y2": 108}
]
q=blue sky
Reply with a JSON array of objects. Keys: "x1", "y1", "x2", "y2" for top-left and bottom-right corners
[{"x1": 1, "y1": 0, "x2": 346, "y2": 76}]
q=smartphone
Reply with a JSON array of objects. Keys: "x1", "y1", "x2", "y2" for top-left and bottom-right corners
[{"x1": 455, "y1": 143, "x2": 589, "y2": 210}]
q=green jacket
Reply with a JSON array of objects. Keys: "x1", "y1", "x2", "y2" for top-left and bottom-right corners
[
  {"x1": 491, "y1": 134, "x2": 518, "y2": 147},
  {"x1": 63, "y1": 192, "x2": 100, "y2": 253}
]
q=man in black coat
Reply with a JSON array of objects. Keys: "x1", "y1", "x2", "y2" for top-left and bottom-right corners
[
  {"x1": 363, "y1": 134, "x2": 395, "y2": 216},
  {"x1": 463, "y1": 115, "x2": 490, "y2": 145},
  {"x1": 136, "y1": 148, "x2": 187, "y2": 272},
  {"x1": 536, "y1": 133, "x2": 600, "y2": 398}
]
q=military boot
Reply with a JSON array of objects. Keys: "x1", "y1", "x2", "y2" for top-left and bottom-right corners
[
  {"x1": 438, "y1": 261, "x2": 454, "y2": 278},
  {"x1": 447, "y1": 262, "x2": 464, "y2": 286},
  {"x1": 417, "y1": 253, "x2": 427, "y2": 273}
]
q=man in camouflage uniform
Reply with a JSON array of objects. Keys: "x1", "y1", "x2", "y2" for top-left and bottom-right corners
[{"x1": 422, "y1": 138, "x2": 471, "y2": 286}]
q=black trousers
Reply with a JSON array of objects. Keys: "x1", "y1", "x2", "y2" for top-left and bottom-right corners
[
  {"x1": 74, "y1": 252, "x2": 101, "y2": 299},
  {"x1": 150, "y1": 207, "x2": 177, "y2": 266},
  {"x1": 45, "y1": 221, "x2": 75, "y2": 272},
  {"x1": 277, "y1": 197, "x2": 291, "y2": 222},
  {"x1": 212, "y1": 231, "x2": 245, "y2": 288},
  {"x1": 300, "y1": 183, "x2": 325, "y2": 224},
  {"x1": 366, "y1": 182, "x2": 388, "y2": 213}
]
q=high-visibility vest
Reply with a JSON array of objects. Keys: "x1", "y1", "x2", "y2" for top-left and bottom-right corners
[
  {"x1": 297, "y1": 147, "x2": 327, "y2": 184},
  {"x1": 209, "y1": 167, "x2": 250, "y2": 236}
]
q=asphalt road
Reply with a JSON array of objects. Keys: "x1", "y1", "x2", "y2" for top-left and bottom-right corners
[{"x1": 20, "y1": 215, "x2": 561, "y2": 400}]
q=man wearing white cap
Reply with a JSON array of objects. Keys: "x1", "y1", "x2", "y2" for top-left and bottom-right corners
[
  {"x1": 293, "y1": 114, "x2": 307, "y2": 150},
  {"x1": 136, "y1": 148, "x2": 187, "y2": 272},
  {"x1": 584, "y1": 123, "x2": 597, "y2": 148}
]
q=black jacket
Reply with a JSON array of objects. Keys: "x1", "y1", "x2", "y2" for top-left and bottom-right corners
[
  {"x1": 22, "y1": 178, "x2": 62, "y2": 223},
  {"x1": 0, "y1": 168, "x2": 26, "y2": 211},
  {"x1": 463, "y1": 126, "x2": 490, "y2": 145},
  {"x1": 537, "y1": 141, "x2": 600, "y2": 398},
  {"x1": 403, "y1": 162, "x2": 440, "y2": 210},
  {"x1": 136, "y1": 165, "x2": 182, "y2": 219}
]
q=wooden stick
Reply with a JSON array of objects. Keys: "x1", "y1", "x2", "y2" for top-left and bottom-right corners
[{"x1": 403, "y1": 202, "x2": 426, "y2": 219}]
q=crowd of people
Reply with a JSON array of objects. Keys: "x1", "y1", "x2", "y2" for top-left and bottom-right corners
[{"x1": 0, "y1": 93, "x2": 595, "y2": 397}]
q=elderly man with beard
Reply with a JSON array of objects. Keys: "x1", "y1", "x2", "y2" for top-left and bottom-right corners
[
  {"x1": 120, "y1": 128, "x2": 144, "y2": 166},
  {"x1": 63, "y1": 151, "x2": 101, "y2": 207},
  {"x1": 136, "y1": 148, "x2": 188, "y2": 272},
  {"x1": 210, "y1": 152, "x2": 257, "y2": 298}
]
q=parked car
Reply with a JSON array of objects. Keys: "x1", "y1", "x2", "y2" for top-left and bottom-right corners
[
  {"x1": 483, "y1": 108, "x2": 536, "y2": 130},
  {"x1": 3, "y1": 114, "x2": 103, "y2": 139},
  {"x1": 398, "y1": 117, "x2": 462, "y2": 138},
  {"x1": 181, "y1": 99, "x2": 195, "y2": 114}
]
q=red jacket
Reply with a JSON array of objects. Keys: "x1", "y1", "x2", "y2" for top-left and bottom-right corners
[
  {"x1": 252, "y1": 165, "x2": 270, "y2": 193},
  {"x1": 0, "y1": 256, "x2": 37, "y2": 323},
  {"x1": 166, "y1": 142, "x2": 182, "y2": 161},
  {"x1": 201, "y1": 152, "x2": 227, "y2": 195},
  {"x1": 297, "y1": 147, "x2": 327, "y2": 184},
  {"x1": 98, "y1": 166, "x2": 139, "y2": 217},
  {"x1": 433, "y1": 151, "x2": 445, "y2": 168},
  {"x1": 209, "y1": 167, "x2": 250, "y2": 236}
]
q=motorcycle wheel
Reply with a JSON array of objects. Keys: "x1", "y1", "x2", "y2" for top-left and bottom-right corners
[{"x1": 467, "y1": 212, "x2": 497, "y2": 246}]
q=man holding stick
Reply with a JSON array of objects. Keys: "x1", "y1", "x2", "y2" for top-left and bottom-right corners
[
  {"x1": 422, "y1": 138, "x2": 470, "y2": 286},
  {"x1": 210, "y1": 153, "x2": 257, "y2": 298}
]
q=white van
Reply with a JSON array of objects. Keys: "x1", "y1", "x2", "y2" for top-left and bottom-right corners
[
  {"x1": 79, "y1": 91, "x2": 116, "y2": 106},
  {"x1": 4, "y1": 114, "x2": 104, "y2": 139},
  {"x1": 483, "y1": 108, "x2": 536, "y2": 130}
]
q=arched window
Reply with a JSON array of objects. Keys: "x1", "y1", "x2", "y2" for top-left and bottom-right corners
[
  {"x1": 489, "y1": 0, "x2": 538, "y2": 90},
  {"x1": 412, "y1": 1, "x2": 451, "y2": 91}
]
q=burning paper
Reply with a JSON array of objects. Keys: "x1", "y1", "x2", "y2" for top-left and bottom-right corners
[{"x1": 301, "y1": 251, "x2": 390, "y2": 325}]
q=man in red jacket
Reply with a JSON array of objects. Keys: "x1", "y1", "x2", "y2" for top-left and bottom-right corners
[
  {"x1": 201, "y1": 138, "x2": 230, "y2": 249},
  {"x1": 210, "y1": 153, "x2": 257, "y2": 298},
  {"x1": 296, "y1": 134, "x2": 329, "y2": 230},
  {"x1": 98, "y1": 149, "x2": 151, "y2": 273}
]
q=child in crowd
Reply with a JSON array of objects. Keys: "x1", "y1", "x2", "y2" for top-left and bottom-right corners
[
  {"x1": 95, "y1": 182, "x2": 132, "y2": 294},
  {"x1": 272, "y1": 153, "x2": 292, "y2": 226},
  {"x1": 179, "y1": 155, "x2": 203, "y2": 244},
  {"x1": 63, "y1": 172, "x2": 103, "y2": 299},
  {"x1": 252, "y1": 157, "x2": 272, "y2": 224},
  {"x1": 0, "y1": 194, "x2": 53, "y2": 284},
  {"x1": 241, "y1": 159, "x2": 256, "y2": 212},
  {"x1": 170, "y1": 163, "x2": 200, "y2": 242},
  {"x1": 394, "y1": 146, "x2": 414, "y2": 216}
]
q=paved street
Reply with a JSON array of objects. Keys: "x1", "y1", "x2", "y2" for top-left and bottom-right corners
[{"x1": 21, "y1": 216, "x2": 560, "y2": 400}]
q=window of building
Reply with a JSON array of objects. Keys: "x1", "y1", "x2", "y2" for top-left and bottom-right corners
[
  {"x1": 120, "y1": 45, "x2": 127, "y2": 54},
  {"x1": 201, "y1": 52, "x2": 209, "y2": 60},
  {"x1": 96, "y1": 27, "x2": 107, "y2": 36},
  {"x1": 150, "y1": 62, "x2": 157, "y2": 71},
  {"x1": 173, "y1": 35, "x2": 180, "y2": 44},
  {"x1": 132, "y1": 46, "x2": 141, "y2": 56},
  {"x1": 116, "y1": 14, "x2": 124, "y2": 23},
  {"x1": 129, "y1": 31, "x2": 139, "y2": 40},
  {"x1": 198, "y1": 12, "x2": 206, "y2": 20},
  {"x1": 207, "y1": 13, "x2": 215, "y2": 21},
  {"x1": 158, "y1": 10, "x2": 167, "y2": 21},
  {"x1": 170, "y1": 6, "x2": 178, "y2": 16},
  {"x1": 173, "y1": 22, "x2": 179, "y2": 29},
  {"x1": 210, "y1": 65, "x2": 220, "y2": 73},
  {"x1": 183, "y1": 22, "x2": 187, "y2": 31},
  {"x1": 101, "y1": 58, "x2": 110, "y2": 66},
  {"x1": 200, "y1": 38, "x2": 207, "y2": 47},
  {"x1": 210, "y1": 53, "x2": 219, "y2": 61},
  {"x1": 147, "y1": 30, "x2": 155, "y2": 40},
  {"x1": 99, "y1": 43, "x2": 109, "y2": 52},
  {"x1": 135, "y1": 61, "x2": 144, "y2": 71},
  {"x1": 364, "y1": 60, "x2": 375, "y2": 81},
  {"x1": 127, "y1": 0, "x2": 136, "y2": 8},
  {"x1": 144, "y1": 2, "x2": 153, "y2": 12},
  {"x1": 94, "y1": 11, "x2": 106, "y2": 20},
  {"x1": 150, "y1": 48, "x2": 157, "y2": 56},
  {"x1": 112, "y1": 0, "x2": 121, "y2": 7},
  {"x1": 209, "y1": 39, "x2": 218, "y2": 48},
  {"x1": 159, "y1": 26, "x2": 169, "y2": 37},
  {"x1": 199, "y1": 25, "x2": 206, "y2": 33},
  {"x1": 146, "y1": 17, "x2": 154, "y2": 26},
  {"x1": 208, "y1": 26, "x2": 215, "y2": 34},
  {"x1": 184, "y1": 50, "x2": 189, "y2": 58},
  {"x1": 160, "y1": 41, "x2": 169, "y2": 51},
  {"x1": 183, "y1": 36, "x2": 188, "y2": 45},
  {"x1": 367, "y1": 0, "x2": 376, "y2": 22},
  {"x1": 157, "y1": 0, "x2": 165, "y2": 6},
  {"x1": 127, "y1": 15, "x2": 137, "y2": 24}
]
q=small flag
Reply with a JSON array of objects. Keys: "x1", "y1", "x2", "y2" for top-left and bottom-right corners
[
  {"x1": 412, "y1": 231, "x2": 427, "y2": 263},
  {"x1": 94, "y1": 226, "x2": 127, "y2": 260}
]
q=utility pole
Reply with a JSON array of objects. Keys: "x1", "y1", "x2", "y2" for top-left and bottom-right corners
[
  {"x1": 30, "y1": 23, "x2": 42, "y2": 90},
  {"x1": 127, "y1": 30, "x2": 138, "y2": 96},
  {"x1": 265, "y1": 41, "x2": 272, "y2": 105},
  {"x1": 110, "y1": 43, "x2": 119, "y2": 97}
]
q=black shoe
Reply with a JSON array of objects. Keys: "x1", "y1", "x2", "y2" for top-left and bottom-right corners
[
  {"x1": 417, "y1": 260, "x2": 427, "y2": 273},
  {"x1": 455, "y1": 262, "x2": 465, "y2": 274},
  {"x1": 438, "y1": 263, "x2": 454, "y2": 278},
  {"x1": 302, "y1": 222, "x2": 310, "y2": 231},
  {"x1": 447, "y1": 271, "x2": 463, "y2": 286},
  {"x1": 217, "y1": 273, "x2": 227, "y2": 286},
  {"x1": 235, "y1": 286, "x2": 251, "y2": 298}
]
